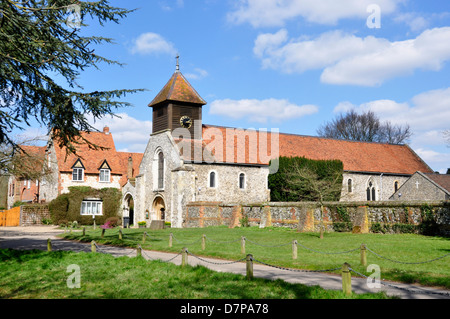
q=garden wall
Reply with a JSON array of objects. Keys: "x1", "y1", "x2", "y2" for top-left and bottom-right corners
[
  {"x1": 20, "y1": 204, "x2": 50, "y2": 226},
  {"x1": 184, "y1": 201, "x2": 450, "y2": 236}
]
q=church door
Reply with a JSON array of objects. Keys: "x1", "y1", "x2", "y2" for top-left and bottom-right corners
[{"x1": 152, "y1": 197, "x2": 166, "y2": 221}]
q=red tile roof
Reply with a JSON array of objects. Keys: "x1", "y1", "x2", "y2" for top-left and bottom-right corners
[
  {"x1": 52, "y1": 129, "x2": 143, "y2": 185},
  {"x1": 148, "y1": 71, "x2": 206, "y2": 107},
  {"x1": 175, "y1": 124, "x2": 433, "y2": 175}
]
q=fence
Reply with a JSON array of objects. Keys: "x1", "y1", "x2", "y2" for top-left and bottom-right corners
[
  {"x1": 0, "y1": 204, "x2": 50, "y2": 227},
  {"x1": 50, "y1": 228, "x2": 450, "y2": 298},
  {"x1": 0, "y1": 207, "x2": 20, "y2": 226}
]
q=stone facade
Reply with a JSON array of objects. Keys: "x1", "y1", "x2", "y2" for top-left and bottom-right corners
[
  {"x1": 341, "y1": 172, "x2": 410, "y2": 202},
  {"x1": 133, "y1": 130, "x2": 270, "y2": 228},
  {"x1": 390, "y1": 171, "x2": 450, "y2": 201}
]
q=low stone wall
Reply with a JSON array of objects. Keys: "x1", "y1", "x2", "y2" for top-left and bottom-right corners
[
  {"x1": 184, "y1": 201, "x2": 450, "y2": 236},
  {"x1": 20, "y1": 204, "x2": 51, "y2": 226}
]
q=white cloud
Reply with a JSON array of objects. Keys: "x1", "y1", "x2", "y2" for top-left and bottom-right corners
[
  {"x1": 131, "y1": 32, "x2": 176, "y2": 56},
  {"x1": 332, "y1": 87, "x2": 450, "y2": 172},
  {"x1": 209, "y1": 98, "x2": 318, "y2": 123},
  {"x1": 88, "y1": 113, "x2": 152, "y2": 153},
  {"x1": 254, "y1": 27, "x2": 450, "y2": 86},
  {"x1": 185, "y1": 68, "x2": 209, "y2": 80},
  {"x1": 228, "y1": 0, "x2": 401, "y2": 27}
]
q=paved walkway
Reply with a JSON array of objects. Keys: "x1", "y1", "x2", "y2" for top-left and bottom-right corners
[{"x1": 1, "y1": 226, "x2": 449, "y2": 300}]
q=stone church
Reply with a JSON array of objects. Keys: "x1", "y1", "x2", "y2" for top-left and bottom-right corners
[{"x1": 124, "y1": 63, "x2": 433, "y2": 228}]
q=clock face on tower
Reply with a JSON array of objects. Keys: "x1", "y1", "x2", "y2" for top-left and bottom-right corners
[{"x1": 180, "y1": 115, "x2": 192, "y2": 129}]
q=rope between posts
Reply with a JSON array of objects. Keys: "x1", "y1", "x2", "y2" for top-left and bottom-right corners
[
  {"x1": 205, "y1": 236, "x2": 241, "y2": 244},
  {"x1": 140, "y1": 248, "x2": 183, "y2": 263},
  {"x1": 245, "y1": 238, "x2": 292, "y2": 248},
  {"x1": 251, "y1": 257, "x2": 341, "y2": 273},
  {"x1": 171, "y1": 234, "x2": 203, "y2": 245},
  {"x1": 348, "y1": 267, "x2": 450, "y2": 297},
  {"x1": 366, "y1": 247, "x2": 450, "y2": 264},
  {"x1": 187, "y1": 251, "x2": 247, "y2": 265}
]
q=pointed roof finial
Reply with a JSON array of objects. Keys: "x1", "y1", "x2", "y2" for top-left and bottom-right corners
[{"x1": 176, "y1": 54, "x2": 180, "y2": 72}]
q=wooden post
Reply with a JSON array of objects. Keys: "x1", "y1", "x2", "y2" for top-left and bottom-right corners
[
  {"x1": 137, "y1": 245, "x2": 142, "y2": 257},
  {"x1": 119, "y1": 229, "x2": 123, "y2": 240},
  {"x1": 101, "y1": 228, "x2": 105, "y2": 238},
  {"x1": 91, "y1": 241, "x2": 96, "y2": 253},
  {"x1": 142, "y1": 232, "x2": 147, "y2": 244},
  {"x1": 169, "y1": 233, "x2": 173, "y2": 248},
  {"x1": 292, "y1": 240, "x2": 298, "y2": 260},
  {"x1": 202, "y1": 234, "x2": 206, "y2": 251},
  {"x1": 342, "y1": 263, "x2": 352, "y2": 296},
  {"x1": 82, "y1": 227, "x2": 86, "y2": 236},
  {"x1": 241, "y1": 236, "x2": 246, "y2": 254},
  {"x1": 181, "y1": 247, "x2": 188, "y2": 267},
  {"x1": 47, "y1": 238, "x2": 52, "y2": 252},
  {"x1": 360, "y1": 244, "x2": 367, "y2": 266},
  {"x1": 246, "y1": 254, "x2": 253, "y2": 280}
]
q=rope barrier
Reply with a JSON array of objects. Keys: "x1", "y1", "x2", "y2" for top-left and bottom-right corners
[
  {"x1": 366, "y1": 247, "x2": 450, "y2": 264},
  {"x1": 252, "y1": 257, "x2": 341, "y2": 273}
]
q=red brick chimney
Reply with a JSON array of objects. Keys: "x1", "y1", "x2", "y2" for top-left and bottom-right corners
[{"x1": 103, "y1": 126, "x2": 110, "y2": 134}]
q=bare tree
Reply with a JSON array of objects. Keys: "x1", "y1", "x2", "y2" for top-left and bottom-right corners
[
  {"x1": 317, "y1": 110, "x2": 411, "y2": 144},
  {"x1": 284, "y1": 164, "x2": 343, "y2": 239}
]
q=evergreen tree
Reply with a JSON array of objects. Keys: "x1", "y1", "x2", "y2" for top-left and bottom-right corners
[{"x1": 0, "y1": 0, "x2": 143, "y2": 160}]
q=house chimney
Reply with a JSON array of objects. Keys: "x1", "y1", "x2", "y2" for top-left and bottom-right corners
[
  {"x1": 127, "y1": 156, "x2": 133, "y2": 178},
  {"x1": 103, "y1": 126, "x2": 110, "y2": 134}
]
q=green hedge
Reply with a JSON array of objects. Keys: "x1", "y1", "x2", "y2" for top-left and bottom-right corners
[
  {"x1": 268, "y1": 156, "x2": 343, "y2": 202},
  {"x1": 49, "y1": 186, "x2": 122, "y2": 226}
]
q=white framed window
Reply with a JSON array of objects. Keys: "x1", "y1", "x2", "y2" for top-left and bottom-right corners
[
  {"x1": 80, "y1": 200, "x2": 103, "y2": 216},
  {"x1": 239, "y1": 173, "x2": 246, "y2": 190},
  {"x1": 99, "y1": 169, "x2": 110, "y2": 182},
  {"x1": 208, "y1": 171, "x2": 217, "y2": 188},
  {"x1": 72, "y1": 168, "x2": 84, "y2": 182}
]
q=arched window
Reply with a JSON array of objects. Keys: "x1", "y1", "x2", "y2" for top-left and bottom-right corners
[
  {"x1": 347, "y1": 179, "x2": 353, "y2": 193},
  {"x1": 394, "y1": 181, "x2": 399, "y2": 193},
  {"x1": 158, "y1": 152, "x2": 164, "y2": 189},
  {"x1": 209, "y1": 171, "x2": 216, "y2": 188},
  {"x1": 366, "y1": 181, "x2": 376, "y2": 201},
  {"x1": 239, "y1": 173, "x2": 246, "y2": 189}
]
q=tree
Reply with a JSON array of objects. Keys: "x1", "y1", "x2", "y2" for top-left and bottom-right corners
[
  {"x1": 0, "y1": 0, "x2": 143, "y2": 162},
  {"x1": 284, "y1": 162, "x2": 343, "y2": 239},
  {"x1": 317, "y1": 109, "x2": 411, "y2": 144}
]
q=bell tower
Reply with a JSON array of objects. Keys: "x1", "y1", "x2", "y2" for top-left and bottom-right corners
[{"x1": 148, "y1": 56, "x2": 206, "y2": 139}]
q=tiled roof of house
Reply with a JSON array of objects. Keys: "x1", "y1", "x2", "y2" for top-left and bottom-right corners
[
  {"x1": 175, "y1": 124, "x2": 433, "y2": 175},
  {"x1": 148, "y1": 71, "x2": 206, "y2": 107},
  {"x1": 52, "y1": 128, "x2": 143, "y2": 186},
  {"x1": 17, "y1": 145, "x2": 47, "y2": 174}
]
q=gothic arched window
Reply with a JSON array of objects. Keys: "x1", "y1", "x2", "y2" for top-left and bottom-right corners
[{"x1": 158, "y1": 151, "x2": 164, "y2": 189}]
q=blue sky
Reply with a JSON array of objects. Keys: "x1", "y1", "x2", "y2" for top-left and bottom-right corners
[{"x1": 23, "y1": 0, "x2": 450, "y2": 173}]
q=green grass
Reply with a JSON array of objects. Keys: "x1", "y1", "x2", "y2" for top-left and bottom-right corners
[
  {"x1": 0, "y1": 248, "x2": 391, "y2": 299},
  {"x1": 62, "y1": 226, "x2": 450, "y2": 289}
]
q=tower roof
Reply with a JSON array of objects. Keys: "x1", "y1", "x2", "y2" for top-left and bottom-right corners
[{"x1": 148, "y1": 71, "x2": 206, "y2": 107}]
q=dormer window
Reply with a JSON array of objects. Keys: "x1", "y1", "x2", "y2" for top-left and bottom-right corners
[
  {"x1": 99, "y1": 169, "x2": 110, "y2": 182},
  {"x1": 72, "y1": 159, "x2": 85, "y2": 182},
  {"x1": 99, "y1": 160, "x2": 111, "y2": 183}
]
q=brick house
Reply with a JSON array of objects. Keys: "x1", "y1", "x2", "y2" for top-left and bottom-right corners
[
  {"x1": 36, "y1": 127, "x2": 143, "y2": 214},
  {"x1": 5, "y1": 145, "x2": 46, "y2": 208}
]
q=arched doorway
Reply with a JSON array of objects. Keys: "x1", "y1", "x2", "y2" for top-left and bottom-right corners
[
  {"x1": 152, "y1": 196, "x2": 166, "y2": 221},
  {"x1": 123, "y1": 193, "x2": 134, "y2": 227}
]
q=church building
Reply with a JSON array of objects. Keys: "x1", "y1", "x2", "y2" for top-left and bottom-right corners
[{"x1": 126, "y1": 61, "x2": 433, "y2": 228}]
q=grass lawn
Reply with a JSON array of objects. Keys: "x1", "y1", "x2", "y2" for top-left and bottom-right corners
[
  {"x1": 0, "y1": 248, "x2": 391, "y2": 299},
  {"x1": 62, "y1": 226, "x2": 450, "y2": 289}
]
